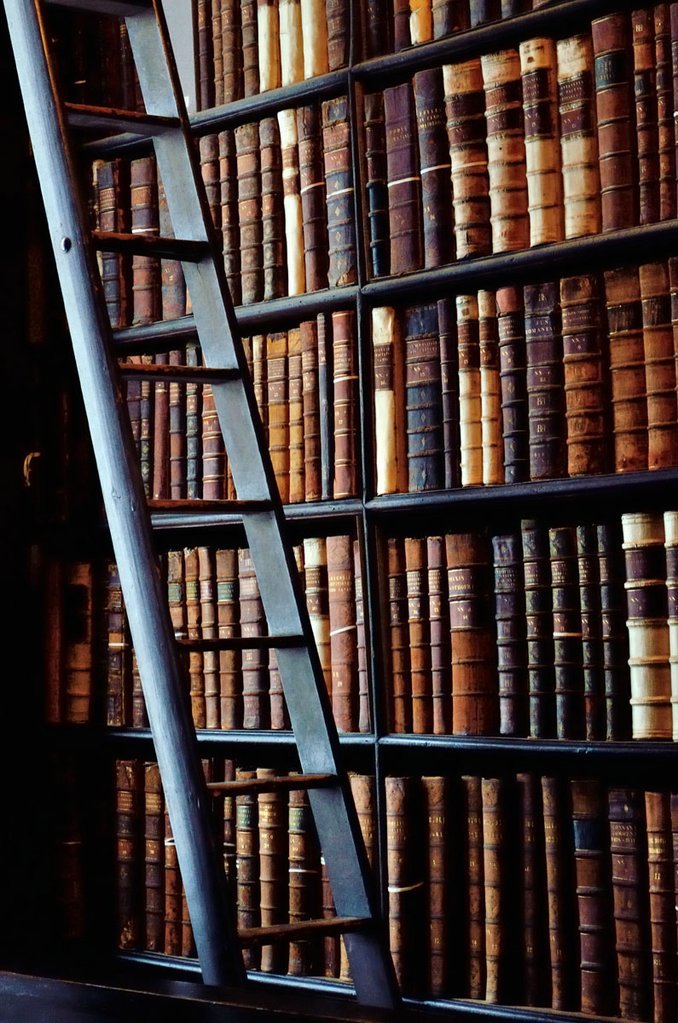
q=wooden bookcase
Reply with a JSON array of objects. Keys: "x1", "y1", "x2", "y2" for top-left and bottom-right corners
[{"x1": 4, "y1": 1, "x2": 678, "y2": 1022}]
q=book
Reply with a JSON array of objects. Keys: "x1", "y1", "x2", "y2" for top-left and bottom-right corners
[
  {"x1": 372, "y1": 306, "x2": 406, "y2": 495},
  {"x1": 520, "y1": 37, "x2": 564, "y2": 246},
  {"x1": 665, "y1": 510, "x2": 678, "y2": 739},
  {"x1": 597, "y1": 520, "x2": 632, "y2": 740},
  {"x1": 654, "y1": 3, "x2": 675, "y2": 222},
  {"x1": 164, "y1": 810, "x2": 181, "y2": 956},
  {"x1": 556, "y1": 33, "x2": 602, "y2": 238},
  {"x1": 303, "y1": 536, "x2": 332, "y2": 697},
  {"x1": 492, "y1": 532, "x2": 528, "y2": 735},
  {"x1": 523, "y1": 280, "x2": 565, "y2": 481},
  {"x1": 216, "y1": 547, "x2": 241, "y2": 729},
  {"x1": 384, "y1": 81, "x2": 424, "y2": 275},
  {"x1": 106, "y1": 561, "x2": 131, "y2": 727},
  {"x1": 640, "y1": 261, "x2": 678, "y2": 470},
  {"x1": 116, "y1": 759, "x2": 144, "y2": 949},
  {"x1": 259, "y1": 116, "x2": 286, "y2": 301},
  {"x1": 239, "y1": 547, "x2": 270, "y2": 729},
  {"x1": 300, "y1": 0, "x2": 328, "y2": 77},
  {"x1": 297, "y1": 105, "x2": 329, "y2": 291},
  {"x1": 257, "y1": 0, "x2": 282, "y2": 91},
  {"x1": 288, "y1": 785, "x2": 322, "y2": 975},
  {"x1": 235, "y1": 122, "x2": 263, "y2": 305},
  {"x1": 427, "y1": 535, "x2": 452, "y2": 734},
  {"x1": 220, "y1": 0, "x2": 243, "y2": 104},
  {"x1": 432, "y1": 0, "x2": 468, "y2": 38},
  {"x1": 388, "y1": 537, "x2": 411, "y2": 732},
  {"x1": 267, "y1": 330, "x2": 290, "y2": 503},
  {"x1": 364, "y1": 90, "x2": 390, "y2": 278},
  {"x1": 462, "y1": 774, "x2": 485, "y2": 998},
  {"x1": 332, "y1": 310, "x2": 359, "y2": 498},
  {"x1": 422, "y1": 775, "x2": 449, "y2": 996},
  {"x1": 456, "y1": 293, "x2": 483, "y2": 487},
  {"x1": 632, "y1": 7, "x2": 659, "y2": 226},
  {"x1": 576, "y1": 523, "x2": 606, "y2": 740},
  {"x1": 413, "y1": 67, "x2": 453, "y2": 268},
  {"x1": 64, "y1": 561, "x2": 94, "y2": 726},
  {"x1": 405, "y1": 537, "x2": 432, "y2": 733},
  {"x1": 481, "y1": 48, "x2": 529, "y2": 253},
  {"x1": 521, "y1": 519, "x2": 556, "y2": 738},
  {"x1": 604, "y1": 266, "x2": 648, "y2": 472},
  {"x1": 288, "y1": 328, "x2": 304, "y2": 504},
  {"x1": 404, "y1": 303, "x2": 444, "y2": 491},
  {"x1": 541, "y1": 776, "x2": 577, "y2": 1010},
  {"x1": 353, "y1": 540, "x2": 370, "y2": 733},
  {"x1": 184, "y1": 548, "x2": 206, "y2": 729},
  {"x1": 198, "y1": 547, "x2": 219, "y2": 730},
  {"x1": 478, "y1": 289, "x2": 503, "y2": 484},
  {"x1": 621, "y1": 511, "x2": 672, "y2": 739},
  {"x1": 326, "y1": 0, "x2": 349, "y2": 69},
  {"x1": 437, "y1": 297, "x2": 459, "y2": 489},
  {"x1": 300, "y1": 319, "x2": 321, "y2": 500},
  {"x1": 549, "y1": 525, "x2": 585, "y2": 739},
  {"x1": 385, "y1": 776, "x2": 425, "y2": 994},
  {"x1": 241, "y1": 0, "x2": 260, "y2": 96},
  {"x1": 645, "y1": 790, "x2": 678, "y2": 1023},
  {"x1": 322, "y1": 97, "x2": 357, "y2": 287},
  {"x1": 258, "y1": 767, "x2": 288, "y2": 973},
  {"x1": 496, "y1": 285, "x2": 529, "y2": 483},
  {"x1": 218, "y1": 129, "x2": 241, "y2": 306},
  {"x1": 236, "y1": 767, "x2": 260, "y2": 969},
  {"x1": 278, "y1": 108, "x2": 306, "y2": 296},
  {"x1": 279, "y1": 0, "x2": 304, "y2": 86},
  {"x1": 517, "y1": 773, "x2": 547, "y2": 1007},
  {"x1": 144, "y1": 762, "x2": 164, "y2": 952},
  {"x1": 481, "y1": 777, "x2": 508, "y2": 1003},
  {"x1": 326, "y1": 533, "x2": 358, "y2": 730}
]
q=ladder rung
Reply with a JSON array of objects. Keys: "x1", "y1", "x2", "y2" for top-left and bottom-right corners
[
  {"x1": 118, "y1": 363, "x2": 239, "y2": 383},
  {"x1": 46, "y1": 0, "x2": 150, "y2": 12},
  {"x1": 177, "y1": 635, "x2": 305, "y2": 653},
  {"x1": 238, "y1": 918, "x2": 370, "y2": 948},
  {"x1": 207, "y1": 773, "x2": 336, "y2": 796},
  {"x1": 93, "y1": 230, "x2": 209, "y2": 262},
  {"x1": 66, "y1": 103, "x2": 179, "y2": 137}
]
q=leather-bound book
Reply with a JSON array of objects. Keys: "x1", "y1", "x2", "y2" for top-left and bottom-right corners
[
  {"x1": 317, "y1": 314, "x2": 334, "y2": 499},
  {"x1": 517, "y1": 773, "x2": 548, "y2": 1007},
  {"x1": 221, "y1": 758, "x2": 237, "y2": 886},
  {"x1": 131, "y1": 652, "x2": 148, "y2": 729},
  {"x1": 665, "y1": 511, "x2": 678, "y2": 739},
  {"x1": 257, "y1": 0, "x2": 281, "y2": 91},
  {"x1": 410, "y1": 0, "x2": 433, "y2": 43},
  {"x1": 393, "y1": 0, "x2": 411, "y2": 51},
  {"x1": 570, "y1": 778, "x2": 616, "y2": 1016},
  {"x1": 443, "y1": 58, "x2": 492, "y2": 258},
  {"x1": 373, "y1": 306, "x2": 407, "y2": 494},
  {"x1": 470, "y1": 0, "x2": 500, "y2": 27},
  {"x1": 288, "y1": 786, "x2": 322, "y2": 975},
  {"x1": 259, "y1": 117, "x2": 286, "y2": 301},
  {"x1": 550, "y1": 526, "x2": 585, "y2": 739},
  {"x1": 64, "y1": 561, "x2": 94, "y2": 725},
  {"x1": 405, "y1": 537, "x2": 432, "y2": 733},
  {"x1": 300, "y1": 0, "x2": 328, "y2": 77},
  {"x1": 481, "y1": 49, "x2": 529, "y2": 253},
  {"x1": 116, "y1": 760, "x2": 144, "y2": 949},
  {"x1": 364, "y1": 0, "x2": 391, "y2": 56},
  {"x1": 432, "y1": 0, "x2": 468, "y2": 38},
  {"x1": 524, "y1": 280, "x2": 565, "y2": 480},
  {"x1": 364, "y1": 91, "x2": 390, "y2": 278},
  {"x1": 597, "y1": 520, "x2": 632, "y2": 740},
  {"x1": 241, "y1": 0, "x2": 260, "y2": 96},
  {"x1": 492, "y1": 532, "x2": 528, "y2": 736},
  {"x1": 278, "y1": 108, "x2": 306, "y2": 296},
  {"x1": 267, "y1": 330, "x2": 290, "y2": 503},
  {"x1": 414, "y1": 67, "x2": 453, "y2": 268},
  {"x1": 557, "y1": 34, "x2": 601, "y2": 238},
  {"x1": 654, "y1": 4, "x2": 675, "y2": 222},
  {"x1": 235, "y1": 122, "x2": 263, "y2": 304},
  {"x1": 212, "y1": 0, "x2": 224, "y2": 107},
  {"x1": 384, "y1": 81, "x2": 424, "y2": 275},
  {"x1": 300, "y1": 320, "x2": 321, "y2": 500},
  {"x1": 541, "y1": 776, "x2": 578, "y2": 1011},
  {"x1": 456, "y1": 293, "x2": 483, "y2": 487},
  {"x1": 144, "y1": 762, "x2": 165, "y2": 952},
  {"x1": 438, "y1": 297, "x2": 460, "y2": 489},
  {"x1": 220, "y1": 0, "x2": 243, "y2": 103},
  {"x1": 239, "y1": 547, "x2": 270, "y2": 729},
  {"x1": 423, "y1": 776, "x2": 450, "y2": 996},
  {"x1": 608, "y1": 788, "x2": 651, "y2": 1020},
  {"x1": 288, "y1": 327, "x2": 304, "y2": 503},
  {"x1": 158, "y1": 178, "x2": 186, "y2": 503},
  {"x1": 560, "y1": 273, "x2": 609, "y2": 477},
  {"x1": 45, "y1": 559, "x2": 64, "y2": 725},
  {"x1": 332, "y1": 310, "x2": 359, "y2": 498},
  {"x1": 576, "y1": 524, "x2": 606, "y2": 740},
  {"x1": 428, "y1": 535, "x2": 452, "y2": 734},
  {"x1": 106, "y1": 562, "x2": 131, "y2": 727},
  {"x1": 604, "y1": 266, "x2": 648, "y2": 472},
  {"x1": 279, "y1": 0, "x2": 304, "y2": 86},
  {"x1": 520, "y1": 37, "x2": 564, "y2": 246},
  {"x1": 446, "y1": 531, "x2": 498, "y2": 734},
  {"x1": 388, "y1": 537, "x2": 411, "y2": 732},
  {"x1": 645, "y1": 790, "x2": 677, "y2": 1023},
  {"x1": 236, "y1": 768, "x2": 261, "y2": 969},
  {"x1": 327, "y1": 534, "x2": 358, "y2": 731},
  {"x1": 592, "y1": 12, "x2": 637, "y2": 231},
  {"x1": 351, "y1": 773, "x2": 377, "y2": 873},
  {"x1": 131, "y1": 156, "x2": 160, "y2": 326},
  {"x1": 640, "y1": 261, "x2": 678, "y2": 469},
  {"x1": 326, "y1": 0, "x2": 349, "y2": 69},
  {"x1": 322, "y1": 97, "x2": 357, "y2": 288},
  {"x1": 633, "y1": 8, "x2": 660, "y2": 225},
  {"x1": 297, "y1": 105, "x2": 329, "y2": 291},
  {"x1": 479, "y1": 290, "x2": 503, "y2": 484},
  {"x1": 461, "y1": 775, "x2": 485, "y2": 998},
  {"x1": 622, "y1": 511, "x2": 672, "y2": 739},
  {"x1": 321, "y1": 856, "x2": 339, "y2": 976},
  {"x1": 202, "y1": 381, "x2": 226, "y2": 500},
  {"x1": 521, "y1": 519, "x2": 556, "y2": 738},
  {"x1": 164, "y1": 810, "x2": 181, "y2": 956},
  {"x1": 95, "y1": 159, "x2": 131, "y2": 329},
  {"x1": 496, "y1": 285, "x2": 529, "y2": 483},
  {"x1": 404, "y1": 303, "x2": 443, "y2": 491},
  {"x1": 197, "y1": 0, "x2": 214, "y2": 110},
  {"x1": 216, "y1": 548, "x2": 242, "y2": 729},
  {"x1": 218, "y1": 129, "x2": 241, "y2": 306},
  {"x1": 197, "y1": 547, "x2": 219, "y2": 730},
  {"x1": 303, "y1": 536, "x2": 332, "y2": 697},
  {"x1": 257, "y1": 767, "x2": 289, "y2": 973},
  {"x1": 385, "y1": 776, "x2": 426, "y2": 995},
  {"x1": 482, "y1": 777, "x2": 508, "y2": 1003},
  {"x1": 353, "y1": 541, "x2": 371, "y2": 733},
  {"x1": 184, "y1": 548, "x2": 206, "y2": 730}
]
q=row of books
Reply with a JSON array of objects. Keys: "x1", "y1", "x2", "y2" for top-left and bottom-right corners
[
  {"x1": 374, "y1": 263, "x2": 678, "y2": 492},
  {"x1": 366, "y1": 10, "x2": 678, "y2": 277},
  {"x1": 197, "y1": 0, "x2": 349, "y2": 109},
  {"x1": 387, "y1": 509, "x2": 678, "y2": 742},
  {"x1": 45, "y1": 535, "x2": 370, "y2": 734}
]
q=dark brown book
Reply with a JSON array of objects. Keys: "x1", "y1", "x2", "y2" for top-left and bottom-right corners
[
  {"x1": 364, "y1": 0, "x2": 391, "y2": 56},
  {"x1": 332, "y1": 310, "x2": 358, "y2": 498},
  {"x1": 608, "y1": 788, "x2": 651, "y2": 1021},
  {"x1": 549, "y1": 525, "x2": 585, "y2": 739},
  {"x1": 364, "y1": 90, "x2": 390, "y2": 278},
  {"x1": 322, "y1": 96, "x2": 357, "y2": 288},
  {"x1": 385, "y1": 776, "x2": 426, "y2": 995},
  {"x1": 258, "y1": 767, "x2": 289, "y2": 973},
  {"x1": 388, "y1": 537, "x2": 411, "y2": 733},
  {"x1": 570, "y1": 778, "x2": 616, "y2": 1017},
  {"x1": 216, "y1": 548, "x2": 241, "y2": 729},
  {"x1": 384, "y1": 81, "x2": 424, "y2": 275},
  {"x1": 116, "y1": 759, "x2": 144, "y2": 949},
  {"x1": 521, "y1": 519, "x2": 556, "y2": 738},
  {"x1": 197, "y1": 0, "x2": 214, "y2": 110},
  {"x1": 665, "y1": 510, "x2": 678, "y2": 742},
  {"x1": 422, "y1": 775, "x2": 450, "y2": 996},
  {"x1": 144, "y1": 762, "x2": 164, "y2": 953},
  {"x1": 64, "y1": 561, "x2": 94, "y2": 726},
  {"x1": 576, "y1": 523, "x2": 607, "y2": 741},
  {"x1": 106, "y1": 562, "x2": 131, "y2": 728},
  {"x1": 236, "y1": 767, "x2": 260, "y2": 969},
  {"x1": 327, "y1": 534, "x2": 358, "y2": 731},
  {"x1": 259, "y1": 116, "x2": 286, "y2": 301},
  {"x1": 655, "y1": 4, "x2": 675, "y2": 222},
  {"x1": 592, "y1": 12, "x2": 637, "y2": 231},
  {"x1": 211, "y1": 0, "x2": 224, "y2": 107},
  {"x1": 443, "y1": 58, "x2": 492, "y2": 258},
  {"x1": 220, "y1": 0, "x2": 243, "y2": 103},
  {"x1": 541, "y1": 776, "x2": 578, "y2": 1011},
  {"x1": 496, "y1": 285, "x2": 529, "y2": 483},
  {"x1": 492, "y1": 532, "x2": 528, "y2": 736},
  {"x1": 404, "y1": 303, "x2": 444, "y2": 491},
  {"x1": 437, "y1": 297, "x2": 460, "y2": 489},
  {"x1": 235, "y1": 121, "x2": 263, "y2": 304},
  {"x1": 517, "y1": 773, "x2": 548, "y2": 1007},
  {"x1": 432, "y1": 0, "x2": 469, "y2": 38},
  {"x1": 523, "y1": 280, "x2": 565, "y2": 481},
  {"x1": 604, "y1": 266, "x2": 648, "y2": 472},
  {"x1": 597, "y1": 520, "x2": 632, "y2": 740},
  {"x1": 446, "y1": 531, "x2": 498, "y2": 735},
  {"x1": 560, "y1": 274, "x2": 610, "y2": 477},
  {"x1": 164, "y1": 809, "x2": 181, "y2": 956},
  {"x1": 469, "y1": 0, "x2": 500, "y2": 27},
  {"x1": 427, "y1": 535, "x2": 452, "y2": 734},
  {"x1": 218, "y1": 129, "x2": 241, "y2": 306},
  {"x1": 94, "y1": 159, "x2": 131, "y2": 329},
  {"x1": 392, "y1": 0, "x2": 411, "y2": 51},
  {"x1": 326, "y1": 0, "x2": 349, "y2": 69},
  {"x1": 462, "y1": 775, "x2": 485, "y2": 998},
  {"x1": 297, "y1": 104, "x2": 329, "y2": 291},
  {"x1": 414, "y1": 67, "x2": 453, "y2": 268},
  {"x1": 404, "y1": 537, "x2": 432, "y2": 733},
  {"x1": 645, "y1": 790, "x2": 678, "y2": 1023},
  {"x1": 239, "y1": 547, "x2": 270, "y2": 730},
  {"x1": 640, "y1": 261, "x2": 678, "y2": 470}
]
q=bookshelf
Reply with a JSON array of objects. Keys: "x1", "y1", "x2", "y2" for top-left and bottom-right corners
[{"x1": 7, "y1": 0, "x2": 678, "y2": 1021}]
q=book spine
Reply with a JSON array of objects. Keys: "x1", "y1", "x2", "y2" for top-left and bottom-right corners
[
  {"x1": 164, "y1": 811, "x2": 181, "y2": 956},
  {"x1": 241, "y1": 0, "x2": 260, "y2": 96},
  {"x1": 521, "y1": 519, "x2": 556, "y2": 738},
  {"x1": 393, "y1": 0, "x2": 411, "y2": 51},
  {"x1": 576, "y1": 523, "x2": 606, "y2": 740},
  {"x1": 444, "y1": 58, "x2": 492, "y2": 258},
  {"x1": 300, "y1": 0, "x2": 328, "y2": 77},
  {"x1": 520, "y1": 37, "x2": 564, "y2": 246},
  {"x1": 592, "y1": 13, "x2": 637, "y2": 231},
  {"x1": 556, "y1": 33, "x2": 602, "y2": 238},
  {"x1": 427, "y1": 535, "x2": 452, "y2": 734},
  {"x1": 279, "y1": 0, "x2": 304, "y2": 86},
  {"x1": 405, "y1": 537, "x2": 432, "y2": 733},
  {"x1": 414, "y1": 67, "x2": 453, "y2": 268},
  {"x1": 492, "y1": 532, "x2": 528, "y2": 736},
  {"x1": 235, "y1": 122, "x2": 263, "y2": 305},
  {"x1": 364, "y1": 90, "x2": 390, "y2": 278},
  {"x1": 353, "y1": 540, "x2": 371, "y2": 733},
  {"x1": 517, "y1": 773, "x2": 547, "y2": 1007},
  {"x1": 322, "y1": 97, "x2": 357, "y2": 288},
  {"x1": 622, "y1": 511, "x2": 672, "y2": 739},
  {"x1": 144, "y1": 763, "x2": 165, "y2": 952},
  {"x1": 664, "y1": 510, "x2": 678, "y2": 741},
  {"x1": 278, "y1": 108, "x2": 306, "y2": 296},
  {"x1": 469, "y1": 0, "x2": 500, "y2": 28},
  {"x1": 655, "y1": 4, "x2": 675, "y2": 222},
  {"x1": 524, "y1": 280, "x2": 565, "y2": 480},
  {"x1": 288, "y1": 785, "x2": 321, "y2": 975},
  {"x1": 218, "y1": 129, "x2": 242, "y2": 306},
  {"x1": 478, "y1": 289, "x2": 503, "y2": 484},
  {"x1": 257, "y1": 0, "x2": 281, "y2": 91},
  {"x1": 116, "y1": 759, "x2": 143, "y2": 949},
  {"x1": 212, "y1": 0, "x2": 224, "y2": 107},
  {"x1": 597, "y1": 520, "x2": 632, "y2": 740},
  {"x1": 259, "y1": 116, "x2": 286, "y2": 301},
  {"x1": 604, "y1": 266, "x2": 648, "y2": 472},
  {"x1": 197, "y1": 547, "x2": 219, "y2": 729},
  {"x1": 549, "y1": 525, "x2": 585, "y2": 739},
  {"x1": 236, "y1": 768, "x2": 260, "y2": 969},
  {"x1": 220, "y1": 0, "x2": 243, "y2": 104},
  {"x1": 384, "y1": 81, "x2": 424, "y2": 275},
  {"x1": 385, "y1": 776, "x2": 425, "y2": 995},
  {"x1": 216, "y1": 547, "x2": 241, "y2": 729},
  {"x1": 633, "y1": 7, "x2": 660, "y2": 226},
  {"x1": 300, "y1": 319, "x2": 321, "y2": 500},
  {"x1": 258, "y1": 767, "x2": 288, "y2": 972},
  {"x1": 184, "y1": 548, "x2": 206, "y2": 729},
  {"x1": 388, "y1": 537, "x2": 411, "y2": 732},
  {"x1": 317, "y1": 313, "x2": 334, "y2": 499},
  {"x1": 372, "y1": 306, "x2": 405, "y2": 495},
  {"x1": 640, "y1": 261, "x2": 678, "y2": 469},
  {"x1": 541, "y1": 776, "x2": 577, "y2": 1011},
  {"x1": 239, "y1": 548, "x2": 269, "y2": 729},
  {"x1": 438, "y1": 296, "x2": 460, "y2": 488},
  {"x1": 645, "y1": 790, "x2": 678, "y2": 1023},
  {"x1": 481, "y1": 48, "x2": 529, "y2": 253},
  {"x1": 423, "y1": 775, "x2": 449, "y2": 996},
  {"x1": 327, "y1": 534, "x2": 358, "y2": 731},
  {"x1": 197, "y1": 0, "x2": 214, "y2": 110},
  {"x1": 106, "y1": 562, "x2": 129, "y2": 727},
  {"x1": 64, "y1": 561, "x2": 94, "y2": 725},
  {"x1": 303, "y1": 536, "x2": 332, "y2": 697},
  {"x1": 482, "y1": 777, "x2": 508, "y2": 1003},
  {"x1": 267, "y1": 330, "x2": 290, "y2": 503},
  {"x1": 456, "y1": 293, "x2": 483, "y2": 487},
  {"x1": 326, "y1": 0, "x2": 349, "y2": 70},
  {"x1": 496, "y1": 285, "x2": 529, "y2": 483},
  {"x1": 410, "y1": 0, "x2": 433, "y2": 44},
  {"x1": 288, "y1": 326, "x2": 304, "y2": 504},
  {"x1": 364, "y1": 0, "x2": 391, "y2": 57},
  {"x1": 404, "y1": 303, "x2": 444, "y2": 491},
  {"x1": 297, "y1": 104, "x2": 329, "y2": 291},
  {"x1": 332, "y1": 310, "x2": 359, "y2": 498},
  {"x1": 432, "y1": 0, "x2": 468, "y2": 37},
  {"x1": 462, "y1": 774, "x2": 486, "y2": 998}
]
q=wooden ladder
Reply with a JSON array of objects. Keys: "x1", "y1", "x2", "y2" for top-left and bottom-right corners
[{"x1": 3, "y1": 0, "x2": 398, "y2": 1008}]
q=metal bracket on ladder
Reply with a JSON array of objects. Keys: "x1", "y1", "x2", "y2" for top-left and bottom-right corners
[{"x1": 3, "y1": 0, "x2": 398, "y2": 1009}]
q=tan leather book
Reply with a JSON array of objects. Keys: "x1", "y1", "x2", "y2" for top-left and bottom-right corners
[
  {"x1": 163, "y1": 809, "x2": 181, "y2": 956},
  {"x1": 327, "y1": 533, "x2": 358, "y2": 731},
  {"x1": 267, "y1": 330, "x2": 290, "y2": 503},
  {"x1": 557, "y1": 34, "x2": 602, "y2": 238},
  {"x1": 443, "y1": 58, "x2": 491, "y2": 258},
  {"x1": 235, "y1": 122, "x2": 263, "y2": 304},
  {"x1": 241, "y1": 0, "x2": 260, "y2": 96},
  {"x1": 300, "y1": 319, "x2": 321, "y2": 500},
  {"x1": 260, "y1": 117, "x2": 286, "y2": 301},
  {"x1": 410, "y1": 0, "x2": 433, "y2": 43},
  {"x1": 300, "y1": 0, "x2": 328, "y2": 77},
  {"x1": 239, "y1": 548, "x2": 269, "y2": 729},
  {"x1": 257, "y1": 767, "x2": 289, "y2": 972},
  {"x1": 645, "y1": 790, "x2": 678, "y2": 1023},
  {"x1": 633, "y1": 8, "x2": 660, "y2": 225},
  {"x1": 385, "y1": 775, "x2": 426, "y2": 994},
  {"x1": 236, "y1": 767, "x2": 261, "y2": 968},
  {"x1": 288, "y1": 785, "x2": 322, "y2": 975},
  {"x1": 184, "y1": 547, "x2": 206, "y2": 729},
  {"x1": 257, "y1": 0, "x2": 282, "y2": 91},
  {"x1": 216, "y1": 548, "x2": 241, "y2": 729},
  {"x1": 332, "y1": 310, "x2": 359, "y2": 498},
  {"x1": 372, "y1": 306, "x2": 407, "y2": 495},
  {"x1": 279, "y1": 0, "x2": 304, "y2": 85},
  {"x1": 604, "y1": 266, "x2": 648, "y2": 472},
  {"x1": 288, "y1": 327, "x2": 304, "y2": 503},
  {"x1": 303, "y1": 536, "x2": 331, "y2": 697},
  {"x1": 640, "y1": 261, "x2": 678, "y2": 470},
  {"x1": 520, "y1": 37, "x2": 564, "y2": 246}
]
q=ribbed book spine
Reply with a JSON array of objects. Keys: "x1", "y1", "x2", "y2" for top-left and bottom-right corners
[
  {"x1": 184, "y1": 548, "x2": 206, "y2": 729},
  {"x1": 462, "y1": 775, "x2": 486, "y2": 998},
  {"x1": 116, "y1": 760, "x2": 143, "y2": 949},
  {"x1": 423, "y1": 775, "x2": 449, "y2": 996},
  {"x1": 198, "y1": 546, "x2": 219, "y2": 729},
  {"x1": 258, "y1": 767, "x2": 288, "y2": 972},
  {"x1": 353, "y1": 541, "x2": 370, "y2": 733},
  {"x1": 414, "y1": 67, "x2": 453, "y2": 268},
  {"x1": 524, "y1": 280, "x2": 565, "y2": 480},
  {"x1": 216, "y1": 547, "x2": 241, "y2": 729},
  {"x1": 220, "y1": 0, "x2": 243, "y2": 103},
  {"x1": 496, "y1": 285, "x2": 528, "y2": 482},
  {"x1": 633, "y1": 8, "x2": 660, "y2": 225},
  {"x1": 664, "y1": 510, "x2": 678, "y2": 740},
  {"x1": 288, "y1": 786, "x2": 321, "y2": 975},
  {"x1": 385, "y1": 776, "x2": 425, "y2": 994},
  {"x1": 303, "y1": 536, "x2": 331, "y2": 699},
  {"x1": 144, "y1": 762, "x2": 164, "y2": 952},
  {"x1": 557, "y1": 34, "x2": 602, "y2": 238},
  {"x1": 438, "y1": 297, "x2": 460, "y2": 488},
  {"x1": 332, "y1": 310, "x2": 358, "y2": 498},
  {"x1": 236, "y1": 768, "x2": 260, "y2": 969},
  {"x1": 241, "y1": 0, "x2": 260, "y2": 97},
  {"x1": 297, "y1": 105, "x2": 329, "y2": 291},
  {"x1": 372, "y1": 306, "x2": 406, "y2": 494},
  {"x1": 478, "y1": 289, "x2": 503, "y2": 484},
  {"x1": 522, "y1": 519, "x2": 555, "y2": 738},
  {"x1": 259, "y1": 116, "x2": 286, "y2": 301},
  {"x1": 597, "y1": 520, "x2": 632, "y2": 740},
  {"x1": 517, "y1": 773, "x2": 547, "y2": 1007},
  {"x1": 520, "y1": 37, "x2": 564, "y2": 246},
  {"x1": 300, "y1": 319, "x2": 321, "y2": 500},
  {"x1": 492, "y1": 532, "x2": 528, "y2": 736},
  {"x1": 655, "y1": 4, "x2": 675, "y2": 221},
  {"x1": 267, "y1": 331, "x2": 290, "y2": 503},
  {"x1": 239, "y1": 548, "x2": 269, "y2": 729},
  {"x1": 640, "y1": 261, "x2": 678, "y2": 469},
  {"x1": 388, "y1": 537, "x2": 411, "y2": 733},
  {"x1": 279, "y1": 0, "x2": 304, "y2": 86},
  {"x1": 457, "y1": 293, "x2": 483, "y2": 486},
  {"x1": 218, "y1": 129, "x2": 241, "y2": 306},
  {"x1": 432, "y1": 0, "x2": 468, "y2": 38},
  {"x1": 577, "y1": 523, "x2": 606, "y2": 740},
  {"x1": 405, "y1": 537, "x2": 432, "y2": 733},
  {"x1": 235, "y1": 122, "x2": 263, "y2": 304},
  {"x1": 326, "y1": 0, "x2": 349, "y2": 69},
  {"x1": 541, "y1": 776, "x2": 577, "y2": 1010},
  {"x1": 550, "y1": 526, "x2": 585, "y2": 739},
  {"x1": 427, "y1": 535, "x2": 451, "y2": 734},
  {"x1": 288, "y1": 327, "x2": 304, "y2": 504},
  {"x1": 645, "y1": 790, "x2": 678, "y2": 1023},
  {"x1": 592, "y1": 13, "x2": 636, "y2": 231},
  {"x1": 481, "y1": 777, "x2": 508, "y2": 1003},
  {"x1": 604, "y1": 266, "x2": 648, "y2": 472},
  {"x1": 327, "y1": 533, "x2": 357, "y2": 731},
  {"x1": 384, "y1": 81, "x2": 424, "y2": 274},
  {"x1": 322, "y1": 97, "x2": 357, "y2": 287},
  {"x1": 404, "y1": 303, "x2": 443, "y2": 491},
  {"x1": 278, "y1": 108, "x2": 306, "y2": 296},
  {"x1": 443, "y1": 59, "x2": 491, "y2": 258},
  {"x1": 364, "y1": 91, "x2": 390, "y2": 278}
]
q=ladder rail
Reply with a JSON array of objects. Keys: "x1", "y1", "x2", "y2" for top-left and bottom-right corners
[{"x1": 3, "y1": 0, "x2": 245, "y2": 987}]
